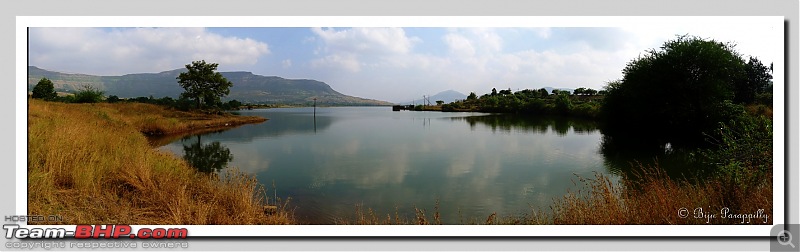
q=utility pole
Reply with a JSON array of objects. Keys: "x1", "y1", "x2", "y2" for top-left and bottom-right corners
[{"x1": 313, "y1": 98, "x2": 317, "y2": 133}]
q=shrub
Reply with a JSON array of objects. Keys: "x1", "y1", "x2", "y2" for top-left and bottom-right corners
[
  {"x1": 73, "y1": 85, "x2": 105, "y2": 103},
  {"x1": 701, "y1": 114, "x2": 772, "y2": 188}
]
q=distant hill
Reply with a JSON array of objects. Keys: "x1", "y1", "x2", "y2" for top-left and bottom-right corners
[
  {"x1": 27, "y1": 66, "x2": 393, "y2": 106},
  {"x1": 401, "y1": 90, "x2": 467, "y2": 105}
]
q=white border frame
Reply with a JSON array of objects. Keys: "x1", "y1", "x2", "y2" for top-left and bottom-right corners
[{"x1": 17, "y1": 16, "x2": 785, "y2": 237}]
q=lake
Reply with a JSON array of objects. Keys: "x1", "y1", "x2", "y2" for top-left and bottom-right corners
[{"x1": 157, "y1": 107, "x2": 686, "y2": 224}]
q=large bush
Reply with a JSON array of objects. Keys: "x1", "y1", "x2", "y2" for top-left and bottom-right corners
[{"x1": 600, "y1": 35, "x2": 770, "y2": 148}]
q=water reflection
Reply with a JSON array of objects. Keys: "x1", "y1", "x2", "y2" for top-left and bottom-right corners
[
  {"x1": 452, "y1": 114, "x2": 709, "y2": 180},
  {"x1": 158, "y1": 107, "x2": 704, "y2": 224},
  {"x1": 450, "y1": 114, "x2": 599, "y2": 136},
  {"x1": 182, "y1": 135, "x2": 233, "y2": 173},
  {"x1": 598, "y1": 134, "x2": 713, "y2": 180}
]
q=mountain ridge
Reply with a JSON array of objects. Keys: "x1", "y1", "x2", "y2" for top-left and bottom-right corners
[{"x1": 27, "y1": 66, "x2": 393, "y2": 106}]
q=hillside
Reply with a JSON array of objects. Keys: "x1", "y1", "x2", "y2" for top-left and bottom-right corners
[{"x1": 27, "y1": 66, "x2": 393, "y2": 106}]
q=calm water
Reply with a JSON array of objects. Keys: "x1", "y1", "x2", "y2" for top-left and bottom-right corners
[{"x1": 158, "y1": 107, "x2": 685, "y2": 224}]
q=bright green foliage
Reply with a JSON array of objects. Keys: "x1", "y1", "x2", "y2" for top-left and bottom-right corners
[
  {"x1": 600, "y1": 35, "x2": 768, "y2": 148},
  {"x1": 177, "y1": 60, "x2": 233, "y2": 110},
  {"x1": 32, "y1": 78, "x2": 57, "y2": 101}
]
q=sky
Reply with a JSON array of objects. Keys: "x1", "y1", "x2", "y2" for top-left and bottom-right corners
[{"x1": 27, "y1": 19, "x2": 781, "y2": 102}]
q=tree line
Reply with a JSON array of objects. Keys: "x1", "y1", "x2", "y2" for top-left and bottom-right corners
[
  {"x1": 30, "y1": 60, "x2": 244, "y2": 111},
  {"x1": 441, "y1": 86, "x2": 604, "y2": 119}
]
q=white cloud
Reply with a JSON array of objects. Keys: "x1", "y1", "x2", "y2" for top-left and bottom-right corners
[
  {"x1": 311, "y1": 27, "x2": 418, "y2": 55},
  {"x1": 308, "y1": 27, "x2": 423, "y2": 73},
  {"x1": 28, "y1": 27, "x2": 270, "y2": 75},
  {"x1": 281, "y1": 59, "x2": 292, "y2": 68},
  {"x1": 468, "y1": 28, "x2": 503, "y2": 52},
  {"x1": 310, "y1": 53, "x2": 361, "y2": 73},
  {"x1": 443, "y1": 33, "x2": 475, "y2": 57}
]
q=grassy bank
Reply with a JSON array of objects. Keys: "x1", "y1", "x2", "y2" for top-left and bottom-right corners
[{"x1": 27, "y1": 99, "x2": 292, "y2": 224}]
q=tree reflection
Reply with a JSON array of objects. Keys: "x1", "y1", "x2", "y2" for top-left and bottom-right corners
[
  {"x1": 598, "y1": 134, "x2": 713, "y2": 180},
  {"x1": 451, "y1": 114, "x2": 598, "y2": 135},
  {"x1": 182, "y1": 135, "x2": 233, "y2": 173}
]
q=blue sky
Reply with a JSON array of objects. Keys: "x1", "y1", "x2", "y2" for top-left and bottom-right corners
[{"x1": 28, "y1": 22, "x2": 781, "y2": 102}]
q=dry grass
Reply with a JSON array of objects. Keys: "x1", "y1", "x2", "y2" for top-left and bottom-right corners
[
  {"x1": 546, "y1": 165, "x2": 772, "y2": 225},
  {"x1": 745, "y1": 104, "x2": 773, "y2": 119},
  {"x1": 27, "y1": 99, "x2": 292, "y2": 224}
]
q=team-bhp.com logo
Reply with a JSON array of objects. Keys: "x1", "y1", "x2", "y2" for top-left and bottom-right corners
[{"x1": 3, "y1": 224, "x2": 187, "y2": 239}]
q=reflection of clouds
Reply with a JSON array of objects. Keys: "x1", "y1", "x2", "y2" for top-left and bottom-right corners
[
  {"x1": 447, "y1": 155, "x2": 474, "y2": 177},
  {"x1": 309, "y1": 141, "x2": 410, "y2": 188},
  {"x1": 312, "y1": 139, "x2": 361, "y2": 158},
  {"x1": 158, "y1": 109, "x2": 616, "y2": 223}
]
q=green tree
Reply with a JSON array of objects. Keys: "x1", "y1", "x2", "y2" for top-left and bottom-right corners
[
  {"x1": 554, "y1": 93, "x2": 572, "y2": 114},
  {"x1": 491, "y1": 88, "x2": 498, "y2": 96},
  {"x1": 537, "y1": 88, "x2": 549, "y2": 98},
  {"x1": 435, "y1": 100, "x2": 444, "y2": 106},
  {"x1": 735, "y1": 56, "x2": 772, "y2": 104},
  {"x1": 31, "y1": 78, "x2": 57, "y2": 101},
  {"x1": 467, "y1": 92, "x2": 478, "y2": 100},
  {"x1": 177, "y1": 60, "x2": 233, "y2": 110},
  {"x1": 600, "y1": 35, "x2": 749, "y2": 148}
]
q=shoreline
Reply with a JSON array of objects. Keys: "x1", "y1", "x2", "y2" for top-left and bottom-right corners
[{"x1": 145, "y1": 116, "x2": 267, "y2": 147}]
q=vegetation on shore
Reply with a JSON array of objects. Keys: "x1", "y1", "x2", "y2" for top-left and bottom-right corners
[
  {"x1": 28, "y1": 99, "x2": 292, "y2": 224},
  {"x1": 439, "y1": 87, "x2": 602, "y2": 119}
]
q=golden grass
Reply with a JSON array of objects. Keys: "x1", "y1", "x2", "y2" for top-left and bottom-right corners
[
  {"x1": 745, "y1": 104, "x2": 773, "y2": 119},
  {"x1": 547, "y1": 166, "x2": 772, "y2": 224},
  {"x1": 28, "y1": 99, "x2": 292, "y2": 224}
]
